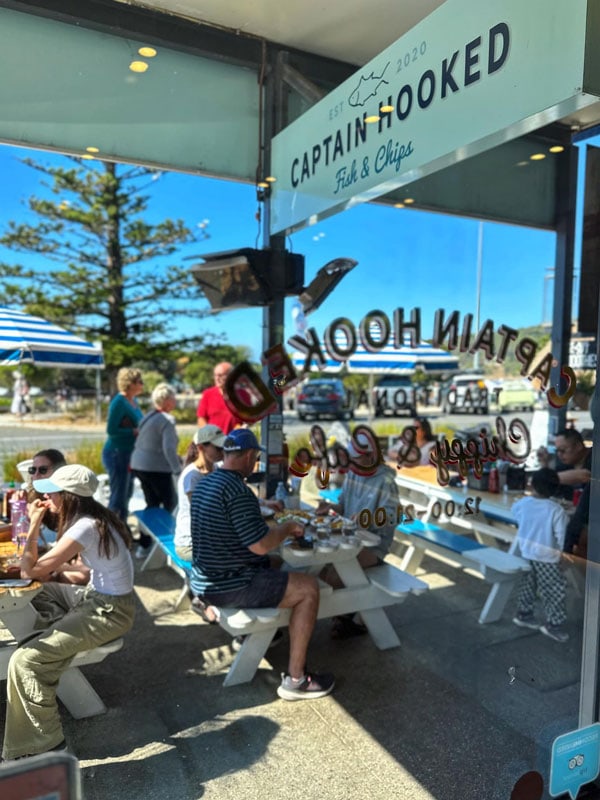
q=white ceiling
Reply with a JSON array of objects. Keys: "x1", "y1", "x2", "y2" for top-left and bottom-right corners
[{"x1": 118, "y1": 0, "x2": 446, "y2": 65}]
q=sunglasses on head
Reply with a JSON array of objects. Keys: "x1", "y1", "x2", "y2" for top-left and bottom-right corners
[{"x1": 28, "y1": 465, "x2": 50, "y2": 475}]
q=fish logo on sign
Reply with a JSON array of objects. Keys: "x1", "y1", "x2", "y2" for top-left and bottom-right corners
[{"x1": 348, "y1": 64, "x2": 390, "y2": 107}]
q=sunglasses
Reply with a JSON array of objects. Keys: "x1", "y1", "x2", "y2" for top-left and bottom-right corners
[{"x1": 28, "y1": 465, "x2": 51, "y2": 475}]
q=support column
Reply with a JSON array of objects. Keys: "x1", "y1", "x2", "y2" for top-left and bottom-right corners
[{"x1": 548, "y1": 145, "x2": 578, "y2": 435}]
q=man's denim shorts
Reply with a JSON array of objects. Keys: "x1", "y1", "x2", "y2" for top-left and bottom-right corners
[{"x1": 202, "y1": 568, "x2": 288, "y2": 609}]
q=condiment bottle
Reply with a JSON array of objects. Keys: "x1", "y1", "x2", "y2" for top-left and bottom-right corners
[
  {"x1": 2, "y1": 481, "x2": 16, "y2": 521},
  {"x1": 488, "y1": 463, "x2": 500, "y2": 494}
]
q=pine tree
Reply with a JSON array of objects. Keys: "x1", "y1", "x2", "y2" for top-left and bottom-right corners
[{"x1": 0, "y1": 157, "x2": 210, "y2": 387}]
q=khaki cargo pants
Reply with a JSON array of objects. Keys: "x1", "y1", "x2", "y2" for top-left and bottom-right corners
[{"x1": 2, "y1": 582, "x2": 135, "y2": 760}]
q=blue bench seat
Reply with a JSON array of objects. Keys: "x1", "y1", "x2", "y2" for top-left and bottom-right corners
[
  {"x1": 394, "y1": 518, "x2": 529, "y2": 624},
  {"x1": 397, "y1": 519, "x2": 486, "y2": 554}
]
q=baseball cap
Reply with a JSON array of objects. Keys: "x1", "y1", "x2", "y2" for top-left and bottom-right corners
[
  {"x1": 33, "y1": 464, "x2": 99, "y2": 497},
  {"x1": 222, "y1": 428, "x2": 266, "y2": 452},
  {"x1": 193, "y1": 424, "x2": 227, "y2": 447}
]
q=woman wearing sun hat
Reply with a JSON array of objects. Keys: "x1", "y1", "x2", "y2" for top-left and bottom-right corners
[{"x1": 1, "y1": 464, "x2": 135, "y2": 761}]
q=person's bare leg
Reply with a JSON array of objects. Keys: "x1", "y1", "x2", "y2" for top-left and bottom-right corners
[{"x1": 278, "y1": 573, "x2": 319, "y2": 678}]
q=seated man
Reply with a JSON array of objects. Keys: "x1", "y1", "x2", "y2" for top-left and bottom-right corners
[
  {"x1": 189, "y1": 428, "x2": 334, "y2": 701},
  {"x1": 316, "y1": 431, "x2": 399, "y2": 638},
  {"x1": 537, "y1": 428, "x2": 591, "y2": 501}
]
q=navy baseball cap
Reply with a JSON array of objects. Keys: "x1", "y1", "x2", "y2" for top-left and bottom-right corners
[{"x1": 222, "y1": 429, "x2": 265, "y2": 452}]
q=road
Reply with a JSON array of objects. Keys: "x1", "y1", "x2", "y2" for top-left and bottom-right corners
[
  {"x1": 0, "y1": 407, "x2": 592, "y2": 470},
  {"x1": 282, "y1": 406, "x2": 593, "y2": 438}
]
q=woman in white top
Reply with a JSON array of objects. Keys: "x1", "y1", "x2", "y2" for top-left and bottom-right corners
[
  {"x1": 2, "y1": 465, "x2": 135, "y2": 761},
  {"x1": 174, "y1": 424, "x2": 226, "y2": 562}
]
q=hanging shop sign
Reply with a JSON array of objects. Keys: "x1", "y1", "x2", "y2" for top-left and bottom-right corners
[
  {"x1": 270, "y1": 0, "x2": 600, "y2": 235},
  {"x1": 569, "y1": 337, "x2": 597, "y2": 370}
]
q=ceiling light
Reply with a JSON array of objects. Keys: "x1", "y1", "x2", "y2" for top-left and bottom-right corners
[
  {"x1": 129, "y1": 61, "x2": 149, "y2": 73},
  {"x1": 265, "y1": 176, "x2": 277, "y2": 183},
  {"x1": 86, "y1": 146, "x2": 99, "y2": 153},
  {"x1": 394, "y1": 203, "x2": 405, "y2": 208},
  {"x1": 516, "y1": 161, "x2": 529, "y2": 167},
  {"x1": 380, "y1": 105, "x2": 394, "y2": 113},
  {"x1": 530, "y1": 153, "x2": 545, "y2": 161},
  {"x1": 404, "y1": 198, "x2": 415, "y2": 204},
  {"x1": 365, "y1": 115, "x2": 380, "y2": 123},
  {"x1": 81, "y1": 154, "x2": 94, "y2": 160},
  {"x1": 257, "y1": 181, "x2": 269, "y2": 189},
  {"x1": 549, "y1": 145, "x2": 565, "y2": 153},
  {"x1": 138, "y1": 46, "x2": 157, "y2": 58}
]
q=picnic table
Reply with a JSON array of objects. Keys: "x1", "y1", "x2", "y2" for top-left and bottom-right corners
[
  {"x1": 396, "y1": 465, "x2": 521, "y2": 540},
  {"x1": 220, "y1": 533, "x2": 428, "y2": 686}
]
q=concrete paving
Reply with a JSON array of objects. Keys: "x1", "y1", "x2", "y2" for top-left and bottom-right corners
[{"x1": 0, "y1": 549, "x2": 592, "y2": 800}]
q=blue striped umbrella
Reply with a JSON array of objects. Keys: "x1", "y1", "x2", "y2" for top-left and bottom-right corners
[
  {"x1": 292, "y1": 341, "x2": 459, "y2": 375},
  {"x1": 0, "y1": 306, "x2": 104, "y2": 369}
]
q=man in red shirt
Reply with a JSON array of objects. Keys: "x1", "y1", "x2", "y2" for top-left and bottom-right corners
[{"x1": 197, "y1": 362, "x2": 245, "y2": 434}]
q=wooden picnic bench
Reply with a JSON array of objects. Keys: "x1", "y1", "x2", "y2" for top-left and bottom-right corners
[
  {"x1": 133, "y1": 507, "x2": 428, "y2": 686},
  {"x1": 395, "y1": 518, "x2": 529, "y2": 624}
]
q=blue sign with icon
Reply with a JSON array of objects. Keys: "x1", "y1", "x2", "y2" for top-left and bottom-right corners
[{"x1": 550, "y1": 723, "x2": 600, "y2": 799}]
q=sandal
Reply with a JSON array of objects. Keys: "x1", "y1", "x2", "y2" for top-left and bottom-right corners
[{"x1": 191, "y1": 596, "x2": 218, "y2": 624}]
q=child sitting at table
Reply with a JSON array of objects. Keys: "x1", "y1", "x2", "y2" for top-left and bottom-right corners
[{"x1": 512, "y1": 467, "x2": 569, "y2": 642}]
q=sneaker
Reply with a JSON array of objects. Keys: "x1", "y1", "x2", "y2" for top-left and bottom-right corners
[
  {"x1": 134, "y1": 545, "x2": 151, "y2": 560},
  {"x1": 232, "y1": 629, "x2": 283, "y2": 652},
  {"x1": 540, "y1": 624, "x2": 569, "y2": 643},
  {"x1": 277, "y1": 671, "x2": 335, "y2": 701},
  {"x1": 512, "y1": 613, "x2": 540, "y2": 630}
]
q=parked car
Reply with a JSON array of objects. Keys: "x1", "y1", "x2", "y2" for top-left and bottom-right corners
[
  {"x1": 440, "y1": 372, "x2": 488, "y2": 414},
  {"x1": 296, "y1": 378, "x2": 354, "y2": 421},
  {"x1": 372, "y1": 375, "x2": 416, "y2": 417},
  {"x1": 496, "y1": 379, "x2": 537, "y2": 412}
]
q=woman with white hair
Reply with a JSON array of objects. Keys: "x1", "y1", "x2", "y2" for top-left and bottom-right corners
[{"x1": 130, "y1": 383, "x2": 181, "y2": 556}]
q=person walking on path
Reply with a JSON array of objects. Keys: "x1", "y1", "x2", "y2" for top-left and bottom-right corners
[
  {"x1": 512, "y1": 467, "x2": 570, "y2": 642},
  {"x1": 196, "y1": 361, "x2": 245, "y2": 434},
  {"x1": 1, "y1": 465, "x2": 135, "y2": 761},
  {"x1": 190, "y1": 428, "x2": 335, "y2": 700},
  {"x1": 102, "y1": 367, "x2": 144, "y2": 523},
  {"x1": 10, "y1": 370, "x2": 29, "y2": 418}
]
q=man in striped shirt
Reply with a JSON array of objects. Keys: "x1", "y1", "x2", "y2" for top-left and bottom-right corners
[{"x1": 190, "y1": 428, "x2": 334, "y2": 701}]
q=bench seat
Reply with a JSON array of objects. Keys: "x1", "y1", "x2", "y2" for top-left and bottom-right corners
[
  {"x1": 134, "y1": 507, "x2": 191, "y2": 609},
  {"x1": 0, "y1": 637, "x2": 124, "y2": 719},
  {"x1": 395, "y1": 519, "x2": 529, "y2": 624}
]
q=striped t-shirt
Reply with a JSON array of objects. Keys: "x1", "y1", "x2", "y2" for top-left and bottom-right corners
[{"x1": 189, "y1": 468, "x2": 269, "y2": 595}]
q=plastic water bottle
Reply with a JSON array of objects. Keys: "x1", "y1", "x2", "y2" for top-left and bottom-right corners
[
  {"x1": 275, "y1": 481, "x2": 289, "y2": 507},
  {"x1": 287, "y1": 478, "x2": 301, "y2": 510},
  {"x1": 10, "y1": 497, "x2": 29, "y2": 549}
]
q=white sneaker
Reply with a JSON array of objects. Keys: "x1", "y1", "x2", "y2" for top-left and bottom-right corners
[
  {"x1": 540, "y1": 624, "x2": 569, "y2": 643},
  {"x1": 512, "y1": 614, "x2": 539, "y2": 630}
]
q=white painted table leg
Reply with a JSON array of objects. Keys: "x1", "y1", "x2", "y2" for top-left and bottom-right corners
[
  {"x1": 359, "y1": 608, "x2": 401, "y2": 649},
  {"x1": 57, "y1": 668, "x2": 107, "y2": 719},
  {"x1": 478, "y1": 579, "x2": 516, "y2": 624},
  {"x1": 222, "y1": 629, "x2": 276, "y2": 687}
]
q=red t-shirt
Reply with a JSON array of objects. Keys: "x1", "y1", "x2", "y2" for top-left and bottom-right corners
[{"x1": 196, "y1": 385, "x2": 244, "y2": 434}]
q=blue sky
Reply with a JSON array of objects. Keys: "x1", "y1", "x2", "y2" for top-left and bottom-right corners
[{"x1": 0, "y1": 142, "x2": 559, "y2": 361}]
